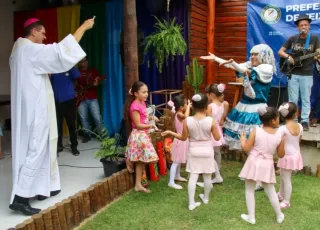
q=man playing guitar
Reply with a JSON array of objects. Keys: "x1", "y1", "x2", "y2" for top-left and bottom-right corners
[
  {"x1": 76, "y1": 57, "x2": 105, "y2": 143},
  {"x1": 278, "y1": 14, "x2": 320, "y2": 131}
]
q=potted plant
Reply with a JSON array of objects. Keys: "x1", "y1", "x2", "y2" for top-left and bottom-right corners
[
  {"x1": 143, "y1": 16, "x2": 187, "y2": 73},
  {"x1": 89, "y1": 128, "x2": 127, "y2": 177},
  {"x1": 186, "y1": 58, "x2": 203, "y2": 94}
]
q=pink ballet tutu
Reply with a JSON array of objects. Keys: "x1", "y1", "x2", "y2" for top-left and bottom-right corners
[
  {"x1": 186, "y1": 140, "x2": 215, "y2": 174},
  {"x1": 277, "y1": 153, "x2": 303, "y2": 170},
  {"x1": 171, "y1": 138, "x2": 189, "y2": 164},
  {"x1": 239, "y1": 151, "x2": 276, "y2": 184},
  {"x1": 212, "y1": 125, "x2": 225, "y2": 147}
]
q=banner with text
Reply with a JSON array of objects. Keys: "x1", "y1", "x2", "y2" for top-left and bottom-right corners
[{"x1": 247, "y1": 0, "x2": 320, "y2": 87}]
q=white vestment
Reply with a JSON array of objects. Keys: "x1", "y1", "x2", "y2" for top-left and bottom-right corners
[{"x1": 9, "y1": 34, "x2": 86, "y2": 203}]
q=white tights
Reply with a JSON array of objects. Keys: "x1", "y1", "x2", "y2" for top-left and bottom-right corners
[
  {"x1": 189, "y1": 173, "x2": 212, "y2": 206},
  {"x1": 214, "y1": 146, "x2": 221, "y2": 169},
  {"x1": 245, "y1": 180, "x2": 282, "y2": 220},
  {"x1": 279, "y1": 169, "x2": 292, "y2": 203},
  {"x1": 169, "y1": 162, "x2": 181, "y2": 185}
]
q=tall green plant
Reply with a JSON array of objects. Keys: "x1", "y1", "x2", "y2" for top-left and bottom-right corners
[
  {"x1": 143, "y1": 16, "x2": 187, "y2": 73},
  {"x1": 186, "y1": 58, "x2": 203, "y2": 94}
]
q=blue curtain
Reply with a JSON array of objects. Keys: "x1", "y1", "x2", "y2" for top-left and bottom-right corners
[
  {"x1": 103, "y1": 0, "x2": 125, "y2": 135},
  {"x1": 136, "y1": 0, "x2": 189, "y2": 106}
]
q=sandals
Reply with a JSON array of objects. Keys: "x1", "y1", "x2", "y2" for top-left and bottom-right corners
[
  {"x1": 277, "y1": 192, "x2": 284, "y2": 201},
  {"x1": 134, "y1": 187, "x2": 151, "y2": 193},
  {"x1": 279, "y1": 201, "x2": 290, "y2": 209}
]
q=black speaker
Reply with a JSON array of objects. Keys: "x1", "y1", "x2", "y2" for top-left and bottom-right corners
[{"x1": 267, "y1": 87, "x2": 288, "y2": 108}]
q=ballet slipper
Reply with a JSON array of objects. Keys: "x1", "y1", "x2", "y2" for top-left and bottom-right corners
[
  {"x1": 188, "y1": 202, "x2": 201, "y2": 211},
  {"x1": 241, "y1": 214, "x2": 256, "y2": 225},
  {"x1": 196, "y1": 182, "x2": 213, "y2": 189},
  {"x1": 277, "y1": 213, "x2": 285, "y2": 224},
  {"x1": 211, "y1": 177, "x2": 223, "y2": 184},
  {"x1": 174, "y1": 177, "x2": 188, "y2": 182},
  {"x1": 168, "y1": 183, "x2": 183, "y2": 190},
  {"x1": 199, "y1": 194, "x2": 209, "y2": 204}
]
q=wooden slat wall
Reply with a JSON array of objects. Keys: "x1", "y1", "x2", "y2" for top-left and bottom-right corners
[
  {"x1": 214, "y1": 0, "x2": 248, "y2": 104},
  {"x1": 189, "y1": 0, "x2": 207, "y2": 84}
]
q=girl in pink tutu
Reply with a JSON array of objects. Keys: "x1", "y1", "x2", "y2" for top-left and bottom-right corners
[
  {"x1": 162, "y1": 94, "x2": 220, "y2": 211},
  {"x1": 167, "y1": 95, "x2": 191, "y2": 189},
  {"x1": 239, "y1": 107, "x2": 285, "y2": 224},
  {"x1": 277, "y1": 102, "x2": 303, "y2": 209},
  {"x1": 124, "y1": 81, "x2": 159, "y2": 193},
  {"x1": 198, "y1": 83, "x2": 226, "y2": 188},
  {"x1": 207, "y1": 83, "x2": 227, "y2": 183}
]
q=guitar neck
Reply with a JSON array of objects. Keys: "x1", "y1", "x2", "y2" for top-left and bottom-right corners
[{"x1": 296, "y1": 52, "x2": 318, "y2": 62}]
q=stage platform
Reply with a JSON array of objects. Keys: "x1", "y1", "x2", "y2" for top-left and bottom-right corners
[
  {"x1": 300, "y1": 125, "x2": 320, "y2": 174},
  {"x1": 0, "y1": 138, "x2": 103, "y2": 230}
]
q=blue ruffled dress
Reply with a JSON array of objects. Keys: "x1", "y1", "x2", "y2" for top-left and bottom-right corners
[{"x1": 224, "y1": 69, "x2": 272, "y2": 150}]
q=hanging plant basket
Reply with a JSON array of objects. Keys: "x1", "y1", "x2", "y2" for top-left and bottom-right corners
[{"x1": 143, "y1": 16, "x2": 187, "y2": 73}]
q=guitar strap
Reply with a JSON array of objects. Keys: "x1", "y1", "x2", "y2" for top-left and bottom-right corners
[{"x1": 304, "y1": 33, "x2": 311, "y2": 52}]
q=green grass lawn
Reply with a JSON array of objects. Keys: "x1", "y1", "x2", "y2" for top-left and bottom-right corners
[{"x1": 80, "y1": 161, "x2": 320, "y2": 230}]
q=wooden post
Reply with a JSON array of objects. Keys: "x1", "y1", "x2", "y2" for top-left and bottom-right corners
[
  {"x1": 63, "y1": 199, "x2": 74, "y2": 229},
  {"x1": 32, "y1": 214, "x2": 45, "y2": 230},
  {"x1": 15, "y1": 223, "x2": 26, "y2": 230},
  {"x1": 23, "y1": 218, "x2": 35, "y2": 230},
  {"x1": 207, "y1": 0, "x2": 215, "y2": 84},
  {"x1": 70, "y1": 195, "x2": 81, "y2": 226},
  {"x1": 82, "y1": 190, "x2": 91, "y2": 218},
  {"x1": 102, "y1": 179, "x2": 112, "y2": 203},
  {"x1": 49, "y1": 206, "x2": 61, "y2": 230},
  {"x1": 123, "y1": 0, "x2": 139, "y2": 91},
  {"x1": 76, "y1": 192, "x2": 85, "y2": 222},
  {"x1": 39, "y1": 209, "x2": 53, "y2": 230},
  {"x1": 316, "y1": 164, "x2": 320, "y2": 178},
  {"x1": 56, "y1": 202, "x2": 68, "y2": 230}
]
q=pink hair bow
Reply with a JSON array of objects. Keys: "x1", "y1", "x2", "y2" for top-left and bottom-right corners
[
  {"x1": 217, "y1": 83, "x2": 226, "y2": 93},
  {"x1": 279, "y1": 103, "x2": 290, "y2": 117},
  {"x1": 168, "y1": 100, "x2": 176, "y2": 113}
]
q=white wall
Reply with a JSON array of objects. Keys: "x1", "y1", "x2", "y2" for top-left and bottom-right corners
[{"x1": 0, "y1": 0, "x2": 41, "y2": 95}]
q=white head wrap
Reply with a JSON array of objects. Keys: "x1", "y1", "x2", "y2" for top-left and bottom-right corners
[{"x1": 250, "y1": 44, "x2": 277, "y2": 74}]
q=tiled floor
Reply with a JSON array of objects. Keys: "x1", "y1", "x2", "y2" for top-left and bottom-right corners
[{"x1": 0, "y1": 138, "x2": 103, "y2": 230}]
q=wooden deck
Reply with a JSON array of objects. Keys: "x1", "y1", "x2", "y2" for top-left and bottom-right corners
[{"x1": 301, "y1": 125, "x2": 320, "y2": 143}]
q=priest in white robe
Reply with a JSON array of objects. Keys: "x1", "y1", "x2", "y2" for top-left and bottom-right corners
[{"x1": 9, "y1": 17, "x2": 94, "y2": 215}]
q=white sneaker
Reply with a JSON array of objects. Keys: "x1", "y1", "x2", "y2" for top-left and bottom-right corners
[
  {"x1": 199, "y1": 194, "x2": 209, "y2": 204},
  {"x1": 277, "y1": 213, "x2": 285, "y2": 224},
  {"x1": 188, "y1": 202, "x2": 201, "y2": 211},
  {"x1": 168, "y1": 183, "x2": 183, "y2": 190},
  {"x1": 211, "y1": 177, "x2": 223, "y2": 184},
  {"x1": 241, "y1": 214, "x2": 256, "y2": 225}
]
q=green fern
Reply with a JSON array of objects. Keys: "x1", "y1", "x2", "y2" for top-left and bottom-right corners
[{"x1": 143, "y1": 16, "x2": 187, "y2": 73}]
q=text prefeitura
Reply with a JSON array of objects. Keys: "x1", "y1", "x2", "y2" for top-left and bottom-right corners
[{"x1": 286, "y1": 3, "x2": 320, "y2": 22}]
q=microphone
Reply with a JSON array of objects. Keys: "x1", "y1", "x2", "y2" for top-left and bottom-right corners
[{"x1": 300, "y1": 30, "x2": 306, "y2": 34}]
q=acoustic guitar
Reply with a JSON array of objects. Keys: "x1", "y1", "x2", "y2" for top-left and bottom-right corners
[
  {"x1": 279, "y1": 48, "x2": 320, "y2": 75},
  {"x1": 75, "y1": 75, "x2": 106, "y2": 107}
]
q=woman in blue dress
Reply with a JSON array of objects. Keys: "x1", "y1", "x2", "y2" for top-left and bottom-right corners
[
  {"x1": 201, "y1": 44, "x2": 276, "y2": 190},
  {"x1": 201, "y1": 44, "x2": 277, "y2": 150}
]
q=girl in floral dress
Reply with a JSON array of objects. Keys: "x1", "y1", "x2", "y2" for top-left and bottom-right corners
[{"x1": 124, "y1": 81, "x2": 159, "y2": 193}]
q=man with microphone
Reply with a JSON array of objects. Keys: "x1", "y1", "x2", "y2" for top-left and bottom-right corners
[{"x1": 278, "y1": 14, "x2": 320, "y2": 131}]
